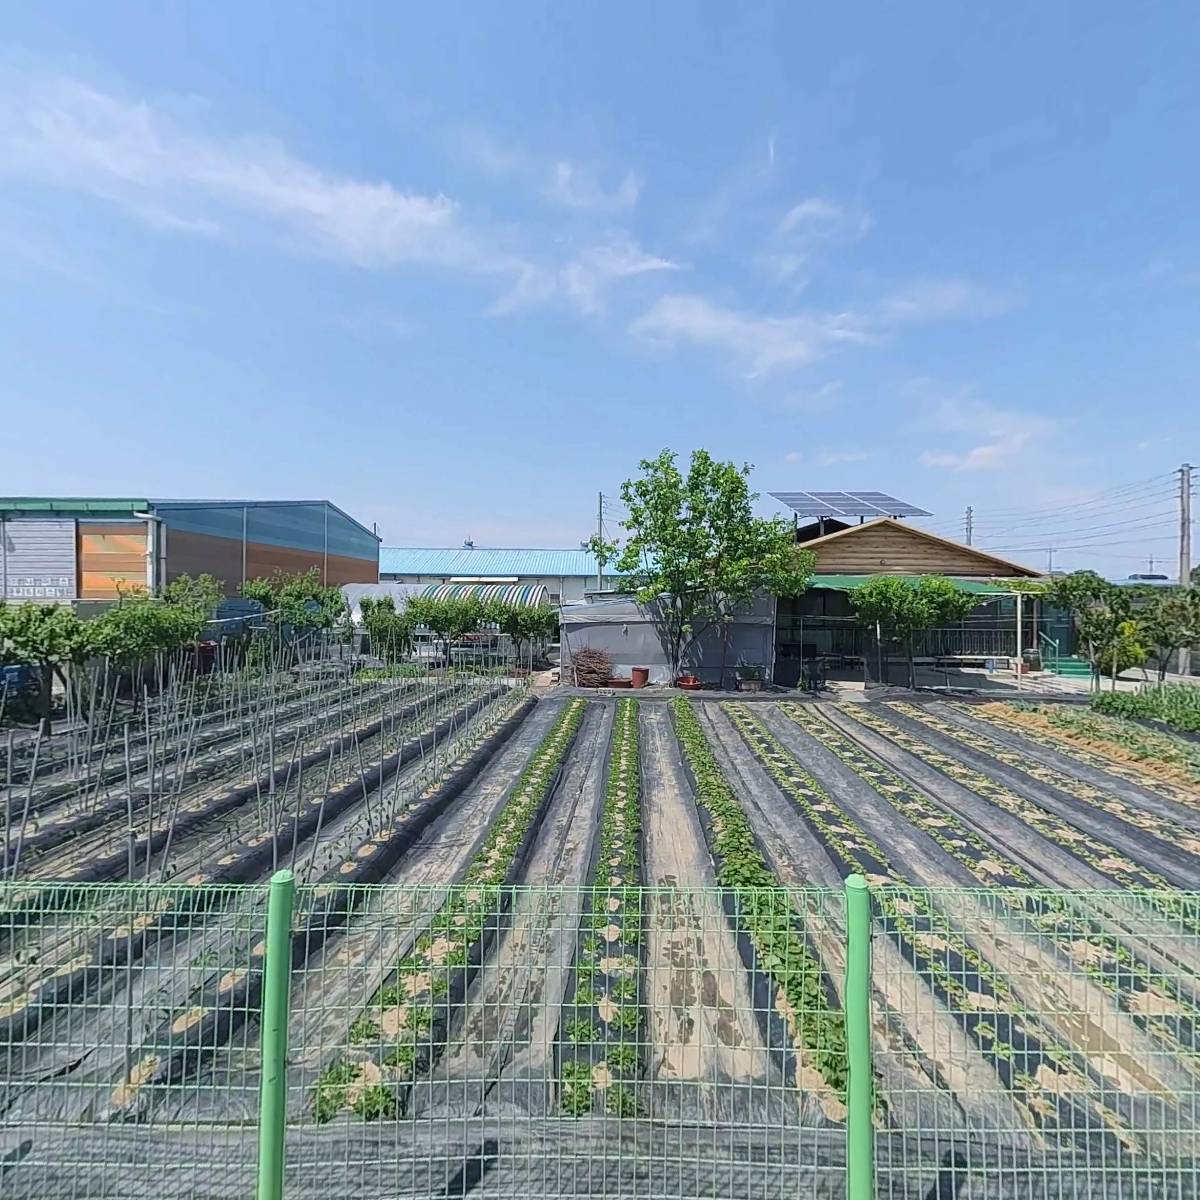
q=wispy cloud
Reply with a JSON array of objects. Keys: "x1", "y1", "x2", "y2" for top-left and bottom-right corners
[
  {"x1": 815, "y1": 448, "x2": 871, "y2": 465},
  {"x1": 759, "y1": 196, "x2": 871, "y2": 284},
  {"x1": 544, "y1": 161, "x2": 641, "y2": 212},
  {"x1": 630, "y1": 274, "x2": 1003, "y2": 377},
  {"x1": 558, "y1": 235, "x2": 679, "y2": 314},
  {"x1": 630, "y1": 293, "x2": 874, "y2": 376},
  {"x1": 0, "y1": 70, "x2": 536, "y2": 287},
  {"x1": 918, "y1": 388, "x2": 1055, "y2": 472},
  {"x1": 879, "y1": 279, "x2": 1008, "y2": 322}
]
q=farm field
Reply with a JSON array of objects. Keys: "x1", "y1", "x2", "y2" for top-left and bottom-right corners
[{"x1": 2, "y1": 681, "x2": 1198, "y2": 1198}]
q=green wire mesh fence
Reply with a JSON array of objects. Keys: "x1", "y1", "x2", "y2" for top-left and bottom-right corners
[{"x1": 0, "y1": 879, "x2": 1196, "y2": 1198}]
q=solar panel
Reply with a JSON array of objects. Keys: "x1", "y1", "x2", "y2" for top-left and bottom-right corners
[{"x1": 769, "y1": 490, "x2": 932, "y2": 519}]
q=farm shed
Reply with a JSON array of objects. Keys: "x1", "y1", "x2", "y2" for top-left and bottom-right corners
[
  {"x1": 0, "y1": 497, "x2": 379, "y2": 602},
  {"x1": 380, "y1": 546, "x2": 617, "y2": 604},
  {"x1": 560, "y1": 593, "x2": 776, "y2": 686}
]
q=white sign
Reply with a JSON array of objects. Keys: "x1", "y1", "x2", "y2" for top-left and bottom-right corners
[{"x1": 4, "y1": 575, "x2": 72, "y2": 599}]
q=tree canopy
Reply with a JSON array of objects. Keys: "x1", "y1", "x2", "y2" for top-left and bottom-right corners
[
  {"x1": 605, "y1": 448, "x2": 814, "y2": 680},
  {"x1": 850, "y1": 575, "x2": 981, "y2": 688}
]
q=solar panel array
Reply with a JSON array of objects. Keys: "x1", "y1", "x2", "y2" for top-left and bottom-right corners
[{"x1": 769, "y1": 490, "x2": 932, "y2": 519}]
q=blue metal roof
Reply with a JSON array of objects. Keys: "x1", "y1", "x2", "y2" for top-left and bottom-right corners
[{"x1": 380, "y1": 547, "x2": 619, "y2": 578}]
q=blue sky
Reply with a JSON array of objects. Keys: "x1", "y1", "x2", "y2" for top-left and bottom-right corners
[{"x1": 1, "y1": 4, "x2": 1196, "y2": 575}]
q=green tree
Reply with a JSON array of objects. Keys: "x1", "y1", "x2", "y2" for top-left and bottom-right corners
[
  {"x1": 496, "y1": 604, "x2": 559, "y2": 668},
  {"x1": 849, "y1": 575, "x2": 982, "y2": 689},
  {"x1": 161, "y1": 573, "x2": 223, "y2": 614},
  {"x1": 406, "y1": 596, "x2": 490, "y2": 667},
  {"x1": 612, "y1": 449, "x2": 815, "y2": 682},
  {"x1": 0, "y1": 603, "x2": 95, "y2": 733},
  {"x1": 241, "y1": 568, "x2": 347, "y2": 633},
  {"x1": 359, "y1": 595, "x2": 415, "y2": 662},
  {"x1": 1137, "y1": 588, "x2": 1200, "y2": 681},
  {"x1": 1041, "y1": 570, "x2": 1136, "y2": 690}
]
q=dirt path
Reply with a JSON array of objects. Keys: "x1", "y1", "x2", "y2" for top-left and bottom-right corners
[
  {"x1": 638, "y1": 703, "x2": 786, "y2": 1124},
  {"x1": 413, "y1": 700, "x2": 613, "y2": 1118}
]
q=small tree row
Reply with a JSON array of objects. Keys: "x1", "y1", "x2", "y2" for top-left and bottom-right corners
[{"x1": 359, "y1": 594, "x2": 558, "y2": 667}]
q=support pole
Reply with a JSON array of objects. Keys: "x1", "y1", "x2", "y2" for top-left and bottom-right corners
[
  {"x1": 257, "y1": 868, "x2": 296, "y2": 1200},
  {"x1": 1015, "y1": 590, "x2": 1023, "y2": 692},
  {"x1": 845, "y1": 873, "x2": 874, "y2": 1200}
]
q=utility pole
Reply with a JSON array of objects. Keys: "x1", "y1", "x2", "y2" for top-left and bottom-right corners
[
  {"x1": 596, "y1": 491, "x2": 604, "y2": 593},
  {"x1": 1046, "y1": 547, "x2": 1055, "y2": 576},
  {"x1": 964, "y1": 506, "x2": 974, "y2": 546},
  {"x1": 1179, "y1": 463, "x2": 1194, "y2": 675}
]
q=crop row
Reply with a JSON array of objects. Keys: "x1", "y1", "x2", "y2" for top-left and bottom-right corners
[
  {"x1": 722, "y1": 703, "x2": 1135, "y2": 1151},
  {"x1": 890, "y1": 702, "x2": 1200, "y2": 856},
  {"x1": 781, "y1": 704, "x2": 1199, "y2": 1058},
  {"x1": 670, "y1": 698, "x2": 847, "y2": 1098},
  {"x1": 842, "y1": 706, "x2": 1187, "y2": 903},
  {"x1": 0, "y1": 684, "x2": 506, "y2": 1047},
  {"x1": 560, "y1": 697, "x2": 644, "y2": 1118},
  {"x1": 971, "y1": 703, "x2": 1200, "y2": 800},
  {"x1": 313, "y1": 697, "x2": 587, "y2": 1122},
  {"x1": 100, "y1": 689, "x2": 537, "y2": 1117}
]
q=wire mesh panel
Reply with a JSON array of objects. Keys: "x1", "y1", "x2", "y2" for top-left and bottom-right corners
[
  {"x1": 1, "y1": 880, "x2": 1198, "y2": 1198},
  {"x1": 285, "y1": 883, "x2": 850, "y2": 1200},
  {"x1": 870, "y1": 885, "x2": 1200, "y2": 1198},
  {"x1": 0, "y1": 881, "x2": 266, "y2": 1198}
]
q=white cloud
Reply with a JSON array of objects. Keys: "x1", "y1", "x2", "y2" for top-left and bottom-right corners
[
  {"x1": 815, "y1": 448, "x2": 871, "y2": 465},
  {"x1": 918, "y1": 390, "x2": 1055, "y2": 472},
  {"x1": 544, "y1": 161, "x2": 641, "y2": 212},
  {"x1": 630, "y1": 293, "x2": 874, "y2": 376},
  {"x1": 0, "y1": 70, "x2": 535, "y2": 285},
  {"x1": 761, "y1": 196, "x2": 871, "y2": 283},
  {"x1": 558, "y1": 235, "x2": 679, "y2": 314},
  {"x1": 879, "y1": 279, "x2": 1008, "y2": 322},
  {"x1": 783, "y1": 450, "x2": 802, "y2": 462}
]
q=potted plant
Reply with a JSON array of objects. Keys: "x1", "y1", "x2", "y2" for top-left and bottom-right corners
[{"x1": 735, "y1": 662, "x2": 765, "y2": 693}]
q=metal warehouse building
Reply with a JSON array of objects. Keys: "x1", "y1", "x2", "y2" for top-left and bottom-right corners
[
  {"x1": 1, "y1": 498, "x2": 379, "y2": 602},
  {"x1": 379, "y1": 546, "x2": 615, "y2": 605}
]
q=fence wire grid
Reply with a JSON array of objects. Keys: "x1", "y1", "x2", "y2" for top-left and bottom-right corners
[{"x1": 0, "y1": 880, "x2": 1196, "y2": 1199}]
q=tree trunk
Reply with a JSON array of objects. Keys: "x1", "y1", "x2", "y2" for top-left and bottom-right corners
[{"x1": 38, "y1": 660, "x2": 53, "y2": 737}]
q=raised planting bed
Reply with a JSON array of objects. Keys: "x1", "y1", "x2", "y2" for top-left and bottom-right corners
[
  {"x1": 559, "y1": 697, "x2": 645, "y2": 1118},
  {"x1": 101, "y1": 691, "x2": 539, "y2": 1116},
  {"x1": 841, "y1": 705, "x2": 1191, "y2": 904},
  {"x1": 670, "y1": 697, "x2": 847, "y2": 1102},
  {"x1": 312, "y1": 698, "x2": 587, "y2": 1122},
  {"x1": 0, "y1": 685, "x2": 507, "y2": 1048},
  {"x1": 721, "y1": 702, "x2": 1144, "y2": 1154},
  {"x1": 781, "y1": 703, "x2": 1200, "y2": 1063},
  {"x1": 969, "y1": 703, "x2": 1200, "y2": 800}
]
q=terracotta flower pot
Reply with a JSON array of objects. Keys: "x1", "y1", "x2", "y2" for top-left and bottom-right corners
[
  {"x1": 630, "y1": 666, "x2": 649, "y2": 689},
  {"x1": 676, "y1": 675, "x2": 702, "y2": 690}
]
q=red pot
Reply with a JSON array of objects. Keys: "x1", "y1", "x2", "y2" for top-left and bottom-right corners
[
  {"x1": 630, "y1": 666, "x2": 649, "y2": 689},
  {"x1": 676, "y1": 675, "x2": 702, "y2": 690},
  {"x1": 607, "y1": 677, "x2": 632, "y2": 688}
]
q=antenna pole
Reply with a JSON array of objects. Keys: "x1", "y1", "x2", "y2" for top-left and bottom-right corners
[{"x1": 964, "y1": 506, "x2": 974, "y2": 546}]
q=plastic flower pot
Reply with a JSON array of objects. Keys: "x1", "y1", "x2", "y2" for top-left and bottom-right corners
[
  {"x1": 608, "y1": 677, "x2": 633, "y2": 689},
  {"x1": 676, "y1": 675, "x2": 702, "y2": 690},
  {"x1": 630, "y1": 666, "x2": 649, "y2": 689}
]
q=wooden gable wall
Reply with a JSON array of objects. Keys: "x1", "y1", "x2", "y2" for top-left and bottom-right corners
[{"x1": 809, "y1": 522, "x2": 1018, "y2": 577}]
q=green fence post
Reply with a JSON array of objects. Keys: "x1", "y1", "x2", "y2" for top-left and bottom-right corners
[
  {"x1": 257, "y1": 869, "x2": 296, "y2": 1200},
  {"x1": 845, "y1": 873, "x2": 874, "y2": 1200}
]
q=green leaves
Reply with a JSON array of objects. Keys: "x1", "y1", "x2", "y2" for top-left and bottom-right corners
[
  {"x1": 610, "y1": 448, "x2": 815, "y2": 675},
  {"x1": 0, "y1": 603, "x2": 94, "y2": 666},
  {"x1": 240, "y1": 567, "x2": 347, "y2": 632},
  {"x1": 671, "y1": 698, "x2": 847, "y2": 1095},
  {"x1": 850, "y1": 574, "x2": 982, "y2": 642}
]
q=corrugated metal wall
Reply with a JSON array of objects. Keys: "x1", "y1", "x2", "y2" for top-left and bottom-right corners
[
  {"x1": 0, "y1": 519, "x2": 77, "y2": 600},
  {"x1": 78, "y1": 521, "x2": 149, "y2": 599}
]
